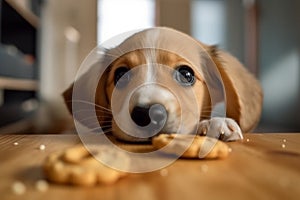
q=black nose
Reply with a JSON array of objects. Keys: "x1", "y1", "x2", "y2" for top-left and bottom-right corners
[{"x1": 131, "y1": 104, "x2": 167, "y2": 128}]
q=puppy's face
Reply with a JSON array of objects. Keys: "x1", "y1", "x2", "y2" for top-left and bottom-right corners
[
  {"x1": 64, "y1": 28, "x2": 262, "y2": 140},
  {"x1": 100, "y1": 49, "x2": 211, "y2": 141}
]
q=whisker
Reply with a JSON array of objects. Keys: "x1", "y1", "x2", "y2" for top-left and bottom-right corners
[
  {"x1": 75, "y1": 115, "x2": 113, "y2": 120},
  {"x1": 80, "y1": 108, "x2": 112, "y2": 113},
  {"x1": 83, "y1": 121, "x2": 112, "y2": 128},
  {"x1": 73, "y1": 114, "x2": 113, "y2": 120},
  {"x1": 97, "y1": 125, "x2": 112, "y2": 129},
  {"x1": 77, "y1": 116, "x2": 112, "y2": 123},
  {"x1": 94, "y1": 109, "x2": 112, "y2": 112},
  {"x1": 66, "y1": 100, "x2": 112, "y2": 112},
  {"x1": 85, "y1": 127, "x2": 113, "y2": 134},
  {"x1": 78, "y1": 127, "x2": 113, "y2": 135},
  {"x1": 94, "y1": 113, "x2": 113, "y2": 117},
  {"x1": 79, "y1": 128, "x2": 106, "y2": 134},
  {"x1": 77, "y1": 120, "x2": 112, "y2": 126},
  {"x1": 73, "y1": 109, "x2": 112, "y2": 115}
]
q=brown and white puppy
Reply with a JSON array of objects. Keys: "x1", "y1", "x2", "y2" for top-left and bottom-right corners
[{"x1": 63, "y1": 27, "x2": 263, "y2": 142}]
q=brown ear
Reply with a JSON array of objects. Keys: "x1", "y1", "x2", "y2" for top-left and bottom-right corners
[
  {"x1": 62, "y1": 64, "x2": 110, "y2": 130},
  {"x1": 210, "y1": 47, "x2": 263, "y2": 132}
]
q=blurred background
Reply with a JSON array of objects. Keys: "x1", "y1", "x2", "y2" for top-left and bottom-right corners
[{"x1": 0, "y1": 0, "x2": 299, "y2": 134}]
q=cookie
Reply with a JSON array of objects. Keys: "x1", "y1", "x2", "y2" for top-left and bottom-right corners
[
  {"x1": 152, "y1": 134, "x2": 231, "y2": 159},
  {"x1": 43, "y1": 145, "x2": 130, "y2": 186}
]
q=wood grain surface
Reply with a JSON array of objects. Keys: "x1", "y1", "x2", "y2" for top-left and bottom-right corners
[{"x1": 0, "y1": 133, "x2": 300, "y2": 200}]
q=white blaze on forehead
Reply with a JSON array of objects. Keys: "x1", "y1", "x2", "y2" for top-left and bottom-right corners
[
  {"x1": 135, "y1": 84, "x2": 174, "y2": 106},
  {"x1": 143, "y1": 29, "x2": 160, "y2": 83},
  {"x1": 144, "y1": 49, "x2": 157, "y2": 83}
]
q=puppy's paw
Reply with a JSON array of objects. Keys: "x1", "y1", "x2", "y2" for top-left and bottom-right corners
[{"x1": 198, "y1": 117, "x2": 243, "y2": 141}]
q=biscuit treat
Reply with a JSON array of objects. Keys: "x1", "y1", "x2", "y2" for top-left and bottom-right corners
[
  {"x1": 152, "y1": 134, "x2": 231, "y2": 159},
  {"x1": 43, "y1": 145, "x2": 130, "y2": 186}
]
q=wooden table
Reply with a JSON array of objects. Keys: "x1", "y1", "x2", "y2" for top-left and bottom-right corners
[{"x1": 1, "y1": 133, "x2": 300, "y2": 200}]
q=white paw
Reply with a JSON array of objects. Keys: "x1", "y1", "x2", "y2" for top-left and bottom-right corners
[{"x1": 197, "y1": 117, "x2": 243, "y2": 141}]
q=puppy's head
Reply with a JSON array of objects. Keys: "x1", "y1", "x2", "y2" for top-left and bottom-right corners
[
  {"x1": 63, "y1": 27, "x2": 262, "y2": 142},
  {"x1": 104, "y1": 48, "x2": 211, "y2": 141}
]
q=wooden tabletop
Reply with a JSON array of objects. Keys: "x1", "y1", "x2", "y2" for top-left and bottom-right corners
[{"x1": 1, "y1": 133, "x2": 300, "y2": 200}]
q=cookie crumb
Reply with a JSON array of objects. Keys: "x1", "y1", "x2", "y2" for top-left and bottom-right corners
[
  {"x1": 159, "y1": 169, "x2": 168, "y2": 177},
  {"x1": 246, "y1": 138, "x2": 250, "y2": 142},
  {"x1": 35, "y1": 180, "x2": 49, "y2": 192},
  {"x1": 39, "y1": 144, "x2": 46, "y2": 151},
  {"x1": 281, "y1": 144, "x2": 286, "y2": 148},
  {"x1": 11, "y1": 181, "x2": 26, "y2": 195},
  {"x1": 13, "y1": 142, "x2": 19, "y2": 146},
  {"x1": 283, "y1": 139, "x2": 287, "y2": 143},
  {"x1": 43, "y1": 145, "x2": 130, "y2": 186}
]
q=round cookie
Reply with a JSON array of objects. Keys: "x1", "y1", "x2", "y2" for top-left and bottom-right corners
[
  {"x1": 43, "y1": 145, "x2": 130, "y2": 186},
  {"x1": 152, "y1": 134, "x2": 231, "y2": 159}
]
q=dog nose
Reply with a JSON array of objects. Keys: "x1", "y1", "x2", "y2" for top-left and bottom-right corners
[{"x1": 131, "y1": 104, "x2": 167, "y2": 128}]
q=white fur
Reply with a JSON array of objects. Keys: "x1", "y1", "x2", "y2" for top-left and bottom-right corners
[
  {"x1": 198, "y1": 117, "x2": 243, "y2": 141},
  {"x1": 110, "y1": 28, "x2": 211, "y2": 141},
  {"x1": 144, "y1": 30, "x2": 159, "y2": 83}
]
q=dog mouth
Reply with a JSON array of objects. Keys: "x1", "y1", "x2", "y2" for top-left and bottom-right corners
[{"x1": 110, "y1": 103, "x2": 170, "y2": 142}]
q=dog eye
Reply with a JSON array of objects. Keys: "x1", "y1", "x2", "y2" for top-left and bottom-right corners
[
  {"x1": 174, "y1": 65, "x2": 195, "y2": 86},
  {"x1": 114, "y1": 67, "x2": 131, "y2": 88}
]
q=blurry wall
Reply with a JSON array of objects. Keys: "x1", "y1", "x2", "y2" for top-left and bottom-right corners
[
  {"x1": 98, "y1": 0, "x2": 155, "y2": 43},
  {"x1": 191, "y1": 0, "x2": 245, "y2": 61},
  {"x1": 36, "y1": 0, "x2": 300, "y2": 132},
  {"x1": 258, "y1": 0, "x2": 300, "y2": 131},
  {"x1": 157, "y1": 0, "x2": 191, "y2": 34},
  {"x1": 224, "y1": 0, "x2": 245, "y2": 63},
  {"x1": 38, "y1": 0, "x2": 97, "y2": 130},
  {"x1": 191, "y1": 0, "x2": 300, "y2": 132}
]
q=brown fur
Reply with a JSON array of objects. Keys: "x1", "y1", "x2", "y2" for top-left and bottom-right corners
[{"x1": 63, "y1": 28, "x2": 262, "y2": 138}]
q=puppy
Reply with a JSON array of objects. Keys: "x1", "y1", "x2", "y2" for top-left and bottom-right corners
[{"x1": 63, "y1": 27, "x2": 263, "y2": 142}]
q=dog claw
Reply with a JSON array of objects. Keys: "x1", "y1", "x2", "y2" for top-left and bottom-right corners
[
  {"x1": 198, "y1": 117, "x2": 243, "y2": 141},
  {"x1": 202, "y1": 127, "x2": 207, "y2": 136},
  {"x1": 218, "y1": 129, "x2": 225, "y2": 140}
]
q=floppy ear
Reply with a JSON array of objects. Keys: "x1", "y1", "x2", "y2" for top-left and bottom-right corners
[
  {"x1": 209, "y1": 47, "x2": 263, "y2": 132},
  {"x1": 62, "y1": 64, "x2": 111, "y2": 130}
]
